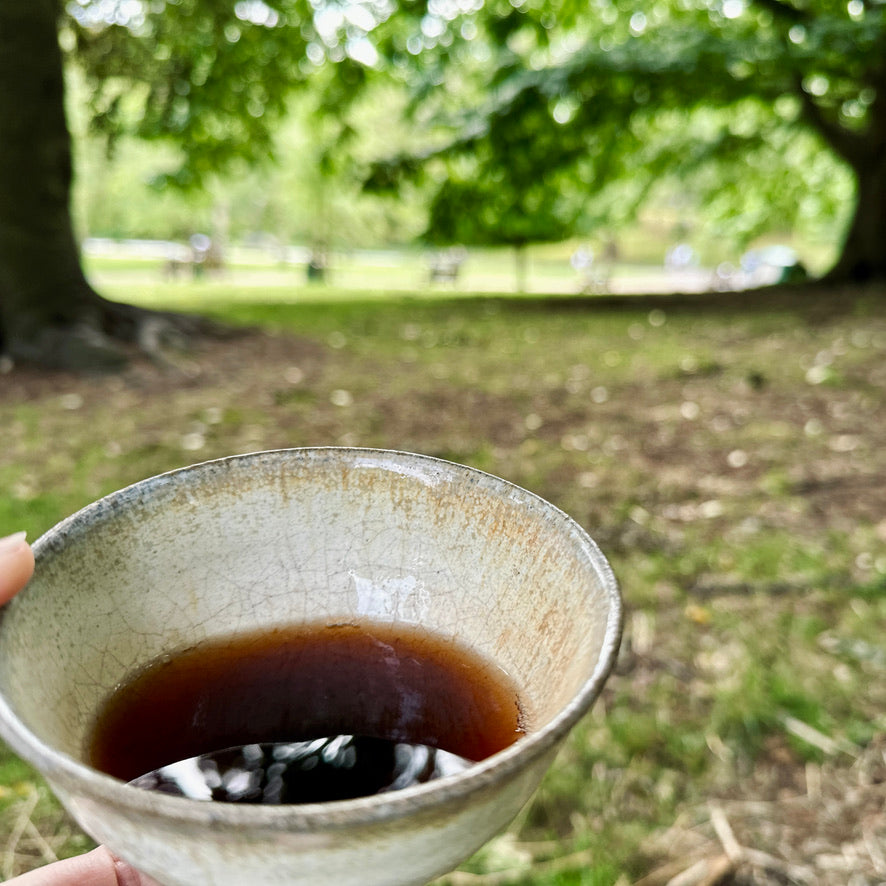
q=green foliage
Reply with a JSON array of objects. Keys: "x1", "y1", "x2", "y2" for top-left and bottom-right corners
[
  {"x1": 357, "y1": 0, "x2": 879, "y2": 260},
  {"x1": 425, "y1": 166, "x2": 578, "y2": 247},
  {"x1": 64, "y1": 0, "x2": 398, "y2": 189},
  {"x1": 67, "y1": 2, "x2": 301, "y2": 186},
  {"x1": 70, "y1": 75, "x2": 428, "y2": 246},
  {"x1": 61, "y1": 0, "x2": 874, "y2": 262}
]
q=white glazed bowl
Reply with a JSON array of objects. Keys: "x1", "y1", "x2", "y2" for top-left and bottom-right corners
[{"x1": 0, "y1": 449, "x2": 622, "y2": 886}]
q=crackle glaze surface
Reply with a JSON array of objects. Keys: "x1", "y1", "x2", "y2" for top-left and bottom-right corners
[{"x1": 0, "y1": 449, "x2": 622, "y2": 886}]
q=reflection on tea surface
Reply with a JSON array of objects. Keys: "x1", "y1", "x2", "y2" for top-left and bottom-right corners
[{"x1": 130, "y1": 736, "x2": 474, "y2": 804}]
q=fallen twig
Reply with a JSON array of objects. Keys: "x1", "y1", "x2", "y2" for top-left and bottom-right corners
[
  {"x1": 707, "y1": 804, "x2": 742, "y2": 863},
  {"x1": 742, "y1": 847, "x2": 816, "y2": 884},
  {"x1": 664, "y1": 854, "x2": 734, "y2": 886},
  {"x1": 24, "y1": 818, "x2": 60, "y2": 867},
  {"x1": 1, "y1": 787, "x2": 40, "y2": 881},
  {"x1": 862, "y1": 821, "x2": 886, "y2": 875},
  {"x1": 780, "y1": 713, "x2": 859, "y2": 758},
  {"x1": 632, "y1": 856, "x2": 709, "y2": 886}
]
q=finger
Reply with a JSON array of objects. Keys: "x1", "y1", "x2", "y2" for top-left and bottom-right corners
[
  {"x1": 4, "y1": 846, "x2": 158, "y2": 886},
  {"x1": 0, "y1": 532, "x2": 35, "y2": 606}
]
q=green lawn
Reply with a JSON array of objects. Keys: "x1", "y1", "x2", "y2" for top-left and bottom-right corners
[
  {"x1": 83, "y1": 242, "x2": 697, "y2": 297},
  {"x1": 2, "y1": 282, "x2": 885, "y2": 883}
]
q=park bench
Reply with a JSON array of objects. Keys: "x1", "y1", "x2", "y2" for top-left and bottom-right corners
[{"x1": 428, "y1": 249, "x2": 465, "y2": 284}]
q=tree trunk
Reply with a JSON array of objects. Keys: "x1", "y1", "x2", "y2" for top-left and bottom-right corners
[
  {"x1": 0, "y1": 0, "x2": 117, "y2": 367},
  {"x1": 513, "y1": 243, "x2": 528, "y2": 293},
  {"x1": 0, "y1": 1, "x2": 212, "y2": 369},
  {"x1": 826, "y1": 155, "x2": 886, "y2": 283}
]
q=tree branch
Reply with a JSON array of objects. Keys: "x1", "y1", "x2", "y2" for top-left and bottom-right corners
[
  {"x1": 749, "y1": 0, "x2": 810, "y2": 24},
  {"x1": 794, "y1": 79, "x2": 864, "y2": 165}
]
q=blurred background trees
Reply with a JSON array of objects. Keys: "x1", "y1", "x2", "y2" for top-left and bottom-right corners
[
  {"x1": 69, "y1": 0, "x2": 872, "y2": 271},
  {"x1": 1, "y1": 0, "x2": 883, "y2": 367},
  {"x1": 363, "y1": 0, "x2": 883, "y2": 281}
]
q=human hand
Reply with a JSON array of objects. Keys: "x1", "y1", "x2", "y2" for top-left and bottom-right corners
[
  {"x1": 0, "y1": 531, "x2": 35, "y2": 605},
  {"x1": 5, "y1": 845, "x2": 155, "y2": 886},
  {"x1": 0, "y1": 533, "x2": 158, "y2": 886}
]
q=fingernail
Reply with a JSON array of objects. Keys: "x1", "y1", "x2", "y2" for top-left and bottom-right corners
[
  {"x1": 113, "y1": 854, "x2": 154, "y2": 886},
  {"x1": 0, "y1": 532, "x2": 27, "y2": 554}
]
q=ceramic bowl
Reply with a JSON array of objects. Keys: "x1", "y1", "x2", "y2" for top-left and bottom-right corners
[{"x1": 0, "y1": 448, "x2": 621, "y2": 886}]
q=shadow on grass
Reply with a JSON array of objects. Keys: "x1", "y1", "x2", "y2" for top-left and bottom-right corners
[{"x1": 498, "y1": 281, "x2": 885, "y2": 320}]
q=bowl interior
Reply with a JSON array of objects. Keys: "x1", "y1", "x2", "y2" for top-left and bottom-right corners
[{"x1": 0, "y1": 449, "x2": 619, "y2": 772}]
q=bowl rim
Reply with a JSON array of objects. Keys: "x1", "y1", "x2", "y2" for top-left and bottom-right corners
[{"x1": 0, "y1": 447, "x2": 623, "y2": 832}]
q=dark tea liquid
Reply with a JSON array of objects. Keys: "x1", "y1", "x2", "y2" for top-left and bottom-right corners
[{"x1": 89, "y1": 621, "x2": 525, "y2": 804}]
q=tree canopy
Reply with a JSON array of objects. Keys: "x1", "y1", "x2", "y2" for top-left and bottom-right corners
[
  {"x1": 59, "y1": 0, "x2": 886, "y2": 275},
  {"x1": 358, "y1": 0, "x2": 883, "y2": 279}
]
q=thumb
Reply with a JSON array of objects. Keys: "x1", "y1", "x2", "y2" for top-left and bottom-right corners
[
  {"x1": 0, "y1": 532, "x2": 35, "y2": 606},
  {"x1": 4, "y1": 846, "x2": 160, "y2": 886}
]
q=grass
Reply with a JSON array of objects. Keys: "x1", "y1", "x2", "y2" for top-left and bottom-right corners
[
  {"x1": 1, "y1": 277, "x2": 885, "y2": 882},
  {"x1": 83, "y1": 241, "x2": 701, "y2": 297}
]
